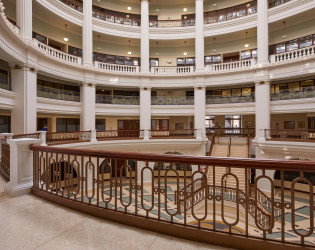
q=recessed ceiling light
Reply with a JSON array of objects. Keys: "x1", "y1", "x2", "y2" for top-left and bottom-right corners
[
  {"x1": 183, "y1": 7, "x2": 187, "y2": 12},
  {"x1": 212, "y1": 49, "x2": 217, "y2": 52}
]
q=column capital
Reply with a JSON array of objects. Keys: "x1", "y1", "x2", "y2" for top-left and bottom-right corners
[
  {"x1": 194, "y1": 86, "x2": 206, "y2": 90},
  {"x1": 80, "y1": 82, "x2": 95, "y2": 88},
  {"x1": 9, "y1": 64, "x2": 38, "y2": 73},
  {"x1": 255, "y1": 81, "x2": 270, "y2": 86},
  {"x1": 140, "y1": 87, "x2": 151, "y2": 91}
]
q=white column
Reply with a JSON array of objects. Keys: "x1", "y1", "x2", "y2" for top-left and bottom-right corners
[
  {"x1": 140, "y1": 87, "x2": 151, "y2": 139},
  {"x1": 140, "y1": 0, "x2": 150, "y2": 73},
  {"x1": 255, "y1": 81, "x2": 270, "y2": 139},
  {"x1": 257, "y1": 0, "x2": 269, "y2": 65},
  {"x1": 195, "y1": 0, "x2": 205, "y2": 72},
  {"x1": 10, "y1": 65, "x2": 37, "y2": 134},
  {"x1": 194, "y1": 86, "x2": 206, "y2": 139},
  {"x1": 83, "y1": 0, "x2": 93, "y2": 66},
  {"x1": 16, "y1": 0, "x2": 32, "y2": 39},
  {"x1": 4, "y1": 138, "x2": 42, "y2": 197},
  {"x1": 80, "y1": 83, "x2": 95, "y2": 131}
]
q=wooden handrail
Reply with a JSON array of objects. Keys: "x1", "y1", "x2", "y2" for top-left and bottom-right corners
[{"x1": 30, "y1": 145, "x2": 315, "y2": 171}]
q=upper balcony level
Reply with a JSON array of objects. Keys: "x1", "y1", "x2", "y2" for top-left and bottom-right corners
[{"x1": 33, "y1": 0, "x2": 314, "y2": 40}]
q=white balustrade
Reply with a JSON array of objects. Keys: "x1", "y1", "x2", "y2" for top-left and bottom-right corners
[
  {"x1": 150, "y1": 66, "x2": 194, "y2": 75},
  {"x1": 270, "y1": 45, "x2": 315, "y2": 63},
  {"x1": 34, "y1": 40, "x2": 82, "y2": 64},
  {"x1": 95, "y1": 61, "x2": 139, "y2": 73},
  {"x1": 206, "y1": 58, "x2": 256, "y2": 72}
]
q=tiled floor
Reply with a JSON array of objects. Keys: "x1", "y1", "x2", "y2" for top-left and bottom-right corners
[{"x1": 0, "y1": 174, "x2": 231, "y2": 250}]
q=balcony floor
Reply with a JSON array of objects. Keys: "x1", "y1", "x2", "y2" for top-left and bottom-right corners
[{"x1": 0, "y1": 174, "x2": 230, "y2": 250}]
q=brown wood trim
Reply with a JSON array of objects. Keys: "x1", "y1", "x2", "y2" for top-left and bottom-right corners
[
  {"x1": 31, "y1": 188, "x2": 305, "y2": 250},
  {"x1": 30, "y1": 145, "x2": 315, "y2": 171}
]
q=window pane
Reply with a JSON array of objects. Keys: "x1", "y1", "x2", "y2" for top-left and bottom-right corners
[
  {"x1": 212, "y1": 55, "x2": 221, "y2": 63},
  {"x1": 286, "y1": 39, "x2": 298, "y2": 51},
  {"x1": 67, "y1": 118, "x2": 77, "y2": 132},
  {"x1": 241, "y1": 50, "x2": 251, "y2": 60},
  {"x1": 107, "y1": 55, "x2": 116, "y2": 64},
  {"x1": 299, "y1": 35, "x2": 312, "y2": 49},
  {"x1": 177, "y1": 58, "x2": 185, "y2": 66},
  {"x1": 96, "y1": 119, "x2": 106, "y2": 131},
  {"x1": 56, "y1": 118, "x2": 67, "y2": 132},
  {"x1": 276, "y1": 43, "x2": 285, "y2": 53}
]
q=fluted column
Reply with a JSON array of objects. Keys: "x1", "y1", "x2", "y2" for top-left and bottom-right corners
[
  {"x1": 195, "y1": 0, "x2": 205, "y2": 72},
  {"x1": 140, "y1": 0, "x2": 150, "y2": 73},
  {"x1": 16, "y1": 0, "x2": 32, "y2": 39},
  {"x1": 257, "y1": 0, "x2": 269, "y2": 65},
  {"x1": 140, "y1": 87, "x2": 151, "y2": 139},
  {"x1": 83, "y1": 0, "x2": 93, "y2": 66},
  {"x1": 194, "y1": 85, "x2": 206, "y2": 139},
  {"x1": 10, "y1": 65, "x2": 37, "y2": 134},
  {"x1": 255, "y1": 81, "x2": 270, "y2": 139},
  {"x1": 80, "y1": 83, "x2": 95, "y2": 130}
]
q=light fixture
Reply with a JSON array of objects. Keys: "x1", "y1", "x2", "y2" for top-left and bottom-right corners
[
  {"x1": 127, "y1": 0, "x2": 131, "y2": 11},
  {"x1": 213, "y1": 0, "x2": 216, "y2": 7},
  {"x1": 97, "y1": 34, "x2": 101, "y2": 50},
  {"x1": 183, "y1": 0, "x2": 187, "y2": 12},
  {"x1": 212, "y1": 37, "x2": 217, "y2": 52},
  {"x1": 156, "y1": 0, "x2": 159, "y2": 12},
  {"x1": 282, "y1": 21, "x2": 287, "y2": 39},
  {"x1": 183, "y1": 40, "x2": 187, "y2": 56},
  {"x1": 244, "y1": 31, "x2": 249, "y2": 48},
  {"x1": 156, "y1": 42, "x2": 159, "y2": 56},
  {"x1": 63, "y1": 24, "x2": 69, "y2": 42},
  {"x1": 128, "y1": 40, "x2": 132, "y2": 55}
]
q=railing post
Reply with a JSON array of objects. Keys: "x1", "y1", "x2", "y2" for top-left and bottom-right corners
[
  {"x1": 142, "y1": 129, "x2": 150, "y2": 140},
  {"x1": 4, "y1": 138, "x2": 42, "y2": 197},
  {"x1": 38, "y1": 131, "x2": 47, "y2": 146},
  {"x1": 270, "y1": 55, "x2": 276, "y2": 63},
  {"x1": 90, "y1": 129, "x2": 97, "y2": 143},
  {"x1": 136, "y1": 66, "x2": 140, "y2": 73}
]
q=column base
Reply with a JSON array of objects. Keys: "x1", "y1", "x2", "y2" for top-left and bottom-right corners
[{"x1": 4, "y1": 181, "x2": 33, "y2": 197}]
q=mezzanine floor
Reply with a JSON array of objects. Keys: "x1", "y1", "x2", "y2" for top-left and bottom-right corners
[{"x1": 0, "y1": 174, "x2": 230, "y2": 250}]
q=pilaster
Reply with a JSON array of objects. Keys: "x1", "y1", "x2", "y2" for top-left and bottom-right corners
[
  {"x1": 83, "y1": 0, "x2": 93, "y2": 66},
  {"x1": 140, "y1": 0, "x2": 150, "y2": 73},
  {"x1": 255, "y1": 81, "x2": 270, "y2": 140},
  {"x1": 80, "y1": 82, "x2": 96, "y2": 131},
  {"x1": 195, "y1": 0, "x2": 205, "y2": 72},
  {"x1": 257, "y1": 0, "x2": 269, "y2": 65},
  {"x1": 10, "y1": 64, "x2": 37, "y2": 134},
  {"x1": 16, "y1": 0, "x2": 32, "y2": 39}
]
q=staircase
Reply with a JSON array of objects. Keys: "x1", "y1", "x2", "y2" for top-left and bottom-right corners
[{"x1": 207, "y1": 137, "x2": 249, "y2": 191}]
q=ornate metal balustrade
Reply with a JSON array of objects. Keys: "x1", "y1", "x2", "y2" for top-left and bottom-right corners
[
  {"x1": 265, "y1": 129, "x2": 315, "y2": 141},
  {"x1": 37, "y1": 86, "x2": 80, "y2": 102},
  {"x1": 204, "y1": 1, "x2": 257, "y2": 24},
  {"x1": 96, "y1": 95, "x2": 140, "y2": 105},
  {"x1": 268, "y1": 0, "x2": 293, "y2": 8},
  {"x1": 271, "y1": 87, "x2": 315, "y2": 101},
  {"x1": 206, "y1": 128, "x2": 255, "y2": 137},
  {"x1": 46, "y1": 131, "x2": 91, "y2": 145},
  {"x1": 96, "y1": 130, "x2": 141, "y2": 140},
  {"x1": 270, "y1": 44, "x2": 315, "y2": 63},
  {"x1": 59, "y1": 0, "x2": 82, "y2": 12},
  {"x1": 0, "y1": 138, "x2": 10, "y2": 180},
  {"x1": 150, "y1": 19, "x2": 194, "y2": 28},
  {"x1": 150, "y1": 129, "x2": 196, "y2": 138},
  {"x1": 30, "y1": 145, "x2": 315, "y2": 249},
  {"x1": 151, "y1": 96, "x2": 194, "y2": 105},
  {"x1": 206, "y1": 94, "x2": 255, "y2": 104}
]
